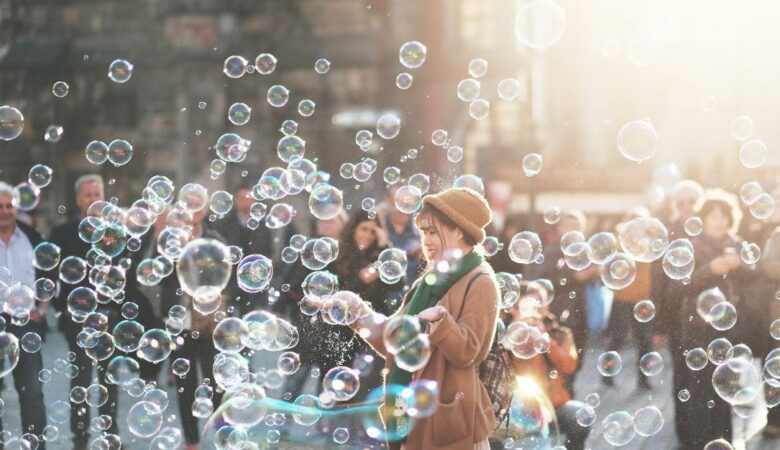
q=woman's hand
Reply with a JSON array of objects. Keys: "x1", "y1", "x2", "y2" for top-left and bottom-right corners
[{"x1": 417, "y1": 305, "x2": 447, "y2": 323}]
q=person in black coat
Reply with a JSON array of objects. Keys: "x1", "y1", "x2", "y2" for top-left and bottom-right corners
[
  {"x1": 49, "y1": 174, "x2": 160, "y2": 448},
  {"x1": 673, "y1": 190, "x2": 757, "y2": 448},
  {"x1": 0, "y1": 182, "x2": 49, "y2": 448}
]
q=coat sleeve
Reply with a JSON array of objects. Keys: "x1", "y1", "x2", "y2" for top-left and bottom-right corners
[
  {"x1": 429, "y1": 276, "x2": 499, "y2": 368},
  {"x1": 351, "y1": 310, "x2": 391, "y2": 358}
]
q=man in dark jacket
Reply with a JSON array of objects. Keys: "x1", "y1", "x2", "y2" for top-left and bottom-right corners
[
  {"x1": 48, "y1": 174, "x2": 121, "y2": 449},
  {"x1": 0, "y1": 181, "x2": 48, "y2": 448}
]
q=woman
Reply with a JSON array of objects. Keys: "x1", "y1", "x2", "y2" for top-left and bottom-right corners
[
  {"x1": 350, "y1": 187, "x2": 500, "y2": 450},
  {"x1": 673, "y1": 189, "x2": 757, "y2": 448},
  {"x1": 157, "y1": 206, "x2": 226, "y2": 450}
]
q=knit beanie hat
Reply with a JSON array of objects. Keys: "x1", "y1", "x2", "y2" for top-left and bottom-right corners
[{"x1": 422, "y1": 187, "x2": 493, "y2": 244}]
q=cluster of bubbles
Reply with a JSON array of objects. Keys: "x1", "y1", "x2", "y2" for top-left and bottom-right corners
[{"x1": 740, "y1": 180, "x2": 775, "y2": 221}]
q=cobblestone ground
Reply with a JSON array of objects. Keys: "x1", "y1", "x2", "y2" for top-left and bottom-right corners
[{"x1": 0, "y1": 316, "x2": 776, "y2": 450}]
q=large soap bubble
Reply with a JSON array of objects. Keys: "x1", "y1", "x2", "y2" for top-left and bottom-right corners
[
  {"x1": 514, "y1": 0, "x2": 566, "y2": 49},
  {"x1": 618, "y1": 217, "x2": 669, "y2": 262},
  {"x1": 617, "y1": 120, "x2": 658, "y2": 163},
  {"x1": 176, "y1": 238, "x2": 232, "y2": 302}
]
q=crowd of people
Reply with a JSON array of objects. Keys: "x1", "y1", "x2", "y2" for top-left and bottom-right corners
[{"x1": 1, "y1": 172, "x2": 779, "y2": 449}]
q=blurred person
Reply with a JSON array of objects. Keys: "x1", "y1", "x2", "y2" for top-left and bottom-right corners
[
  {"x1": 528, "y1": 210, "x2": 599, "y2": 368},
  {"x1": 759, "y1": 222, "x2": 780, "y2": 437},
  {"x1": 212, "y1": 180, "x2": 297, "y2": 314},
  {"x1": 603, "y1": 208, "x2": 654, "y2": 390},
  {"x1": 0, "y1": 182, "x2": 48, "y2": 447},
  {"x1": 345, "y1": 187, "x2": 500, "y2": 450},
  {"x1": 507, "y1": 308, "x2": 591, "y2": 450},
  {"x1": 672, "y1": 189, "x2": 757, "y2": 448},
  {"x1": 157, "y1": 206, "x2": 225, "y2": 450},
  {"x1": 489, "y1": 213, "x2": 526, "y2": 274},
  {"x1": 49, "y1": 174, "x2": 121, "y2": 448},
  {"x1": 667, "y1": 180, "x2": 704, "y2": 239},
  {"x1": 279, "y1": 212, "x2": 349, "y2": 400}
]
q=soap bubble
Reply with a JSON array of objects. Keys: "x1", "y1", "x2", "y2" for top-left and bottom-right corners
[
  {"x1": 749, "y1": 193, "x2": 775, "y2": 220},
  {"x1": 618, "y1": 217, "x2": 669, "y2": 262},
  {"x1": 377, "y1": 114, "x2": 402, "y2": 140},
  {"x1": 468, "y1": 99, "x2": 490, "y2": 120},
  {"x1": 399, "y1": 41, "x2": 427, "y2": 69},
  {"x1": 43, "y1": 125, "x2": 63, "y2": 143},
  {"x1": 314, "y1": 58, "x2": 331, "y2": 74},
  {"x1": 0, "y1": 333, "x2": 20, "y2": 378},
  {"x1": 633, "y1": 406, "x2": 664, "y2": 437},
  {"x1": 277, "y1": 135, "x2": 306, "y2": 163},
  {"x1": 13, "y1": 183, "x2": 40, "y2": 211},
  {"x1": 308, "y1": 183, "x2": 343, "y2": 220},
  {"x1": 597, "y1": 351, "x2": 623, "y2": 377},
  {"x1": 453, "y1": 174, "x2": 485, "y2": 195},
  {"x1": 322, "y1": 366, "x2": 360, "y2": 401},
  {"x1": 267, "y1": 85, "x2": 290, "y2": 107},
  {"x1": 67, "y1": 287, "x2": 98, "y2": 321},
  {"x1": 685, "y1": 347, "x2": 708, "y2": 370},
  {"x1": 396, "y1": 73, "x2": 413, "y2": 89},
  {"x1": 33, "y1": 242, "x2": 61, "y2": 271},
  {"x1": 709, "y1": 302, "x2": 737, "y2": 331},
  {"x1": 138, "y1": 329, "x2": 173, "y2": 364},
  {"x1": 213, "y1": 318, "x2": 248, "y2": 354},
  {"x1": 52, "y1": 81, "x2": 69, "y2": 98},
  {"x1": 514, "y1": 0, "x2": 566, "y2": 49},
  {"x1": 707, "y1": 337, "x2": 733, "y2": 365},
  {"x1": 254, "y1": 53, "x2": 277, "y2": 75},
  {"x1": 447, "y1": 146, "x2": 464, "y2": 163},
  {"x1": 497, "y1": 78, "x2": 521, "y2": 100},
  {"x1": 662, "y1": 240, "x2": 695, "y2": 280},
  {"x1": 176, "y1": 238, "x2": 231, "y2": 302},
  {"x1": 587, "y1": 232, "x2": 618, "y2": 264},
  {"x1": 543, "y1": 207, "x2": 561, "y2": 225},
  {"x1": 575, "y1": 405, "x2": 597, "y2": 427},
  {"x1": 639, "y1": 352, "x2": 664, "y2": 377},
  {"x1": 508, "y1": 231, "x2": 543, "y2": 264},
  {"x1": 456, "y1": 79, "x2": 480, "y2": 102},
  {"x1": 223, "y1": 55, "x2": 248, "y2": 78},
  {"x1": 228, "y1": 103, "x2": 251, "y2": 126},
  {"x1": 236, "y1": 254, "x2": 273, "y2": 293},
  {"x1": 633, "y1": 300, "x2": 656, "y2": 323},
  {"x1": 28, "y1": 164, "x2": 53, "y2": 188},
  {"x1": 59, "y1": 256, "x2": 87, "y2": 284},
  {"x1": 127, "y1": 401, "x2": 163, "y2": 437},
  {"x1": 739, "y1": 140, "x2": 768, "y2": 169},
  {"x1": 617, "y1": 120, "x2": 658, "y2": 162},
  {"x1": 292, "y1": 394, "x2": 322, "y2": 426},
  {"x1": 85, "y1": 140, "x2": 109, "y2": 165},
  {"x1": 601, "y1": 411, "x2": 635, "y2": 446},
  {"x1": 600, "y1": 253, "x2": 636, "y2": 290},
  {"x1": 697, "y1": 287, "x2": 727, "y2": 322},
  {"x1": 113, "y1": 320, "x2": 144, "y2": 353},
  {"x1": 522, "y1": 153, "x2": 543, "y2": 177},
  {"x1": 730, "y1": 115, "x2": 754, "y2": 141},
  {"x1": 298, "y1": 99, "x2": 316, "y2": 117},
  {"x1": 108, "y1": 59, "x2": 133, "y2": 83},
  {"x1": 107, "y1": 139, "x2": 133, "y2": 166},
  {"x1": 712, "y1": 357, "x2": 760, "y2": 405},
  {"x1": 684, "y1": 217, "x2": 703, "y2": 236},
  {"x1": 394, "y1": 185, "x2": 423, "y2": 214},
  {"x1": 0, "y1": 106, "x2": 24, "y2": 141}
]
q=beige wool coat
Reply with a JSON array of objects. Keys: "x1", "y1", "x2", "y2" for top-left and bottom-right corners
[{"x1": 355, "y1": 262, "x2": 501, "y2": 450}]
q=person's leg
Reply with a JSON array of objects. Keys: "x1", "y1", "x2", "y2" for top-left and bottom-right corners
[
  {"x1": 555, "y1": 401, "x2": 591, "y2": 450},
  {"x1": 66, "y1": 328, "x2": 92, "y2": 445},
  {"x1": 11, "y1": 322, "x2": 47, "y2": 450},
  {"x1": 603, "y1": 302, "x2": 630, "y2": 385},
  {"x1": 635, "y1": 316, "x2": 653, "y2": 387},
  {"x1": 174, "y1": 333, "x2": 201, "y2": 445},
  {"x1": 96, "y1": 359, "x2": 119, "y2": 436}
]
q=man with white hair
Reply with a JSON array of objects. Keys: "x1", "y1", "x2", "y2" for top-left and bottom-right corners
[
  {"x1": 49, "y1": 174, "x2": 118, "y2": 449},
  {"x1": 0, "y1": 181, "x2": 48, "y2": 447}
]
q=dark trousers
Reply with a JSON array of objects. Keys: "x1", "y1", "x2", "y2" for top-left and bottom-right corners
[
  {"x1": 64, "y1": 325, "x2": 118, "y2": 443},
  {"x1": 0, "y1": 321, "x2": 47, "y2": 450},
  {"x1": 556, "y1": 401, "x2": 591, "y2": 450},
  {"x1": 173, "y1": 331, "x2": 222, "y2": 444},
  {"x1": 607, "y1": 301, "x2": 653, "y2": 381}
]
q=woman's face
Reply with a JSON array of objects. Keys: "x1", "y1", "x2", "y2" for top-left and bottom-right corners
[
  {"x1": 420, "y1": 216, "x2": 461, "y2": 262},
  {"x1": 354, "y1": 220, "x2": 377, "y2": 250},
  {"x1": 317, "y1": 218, "x2": 344, "y2": 239},
  {"x1": 703, "y1": 207, "x2": 730, "y2": 240}
]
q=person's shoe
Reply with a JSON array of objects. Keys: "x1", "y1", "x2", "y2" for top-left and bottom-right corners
[
  {"x1": 762, "y1": 424, "x2": 780, "y2": 438},
  {"x1": 602, "y1": 376, "x2": 614, "y2": 387}
]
